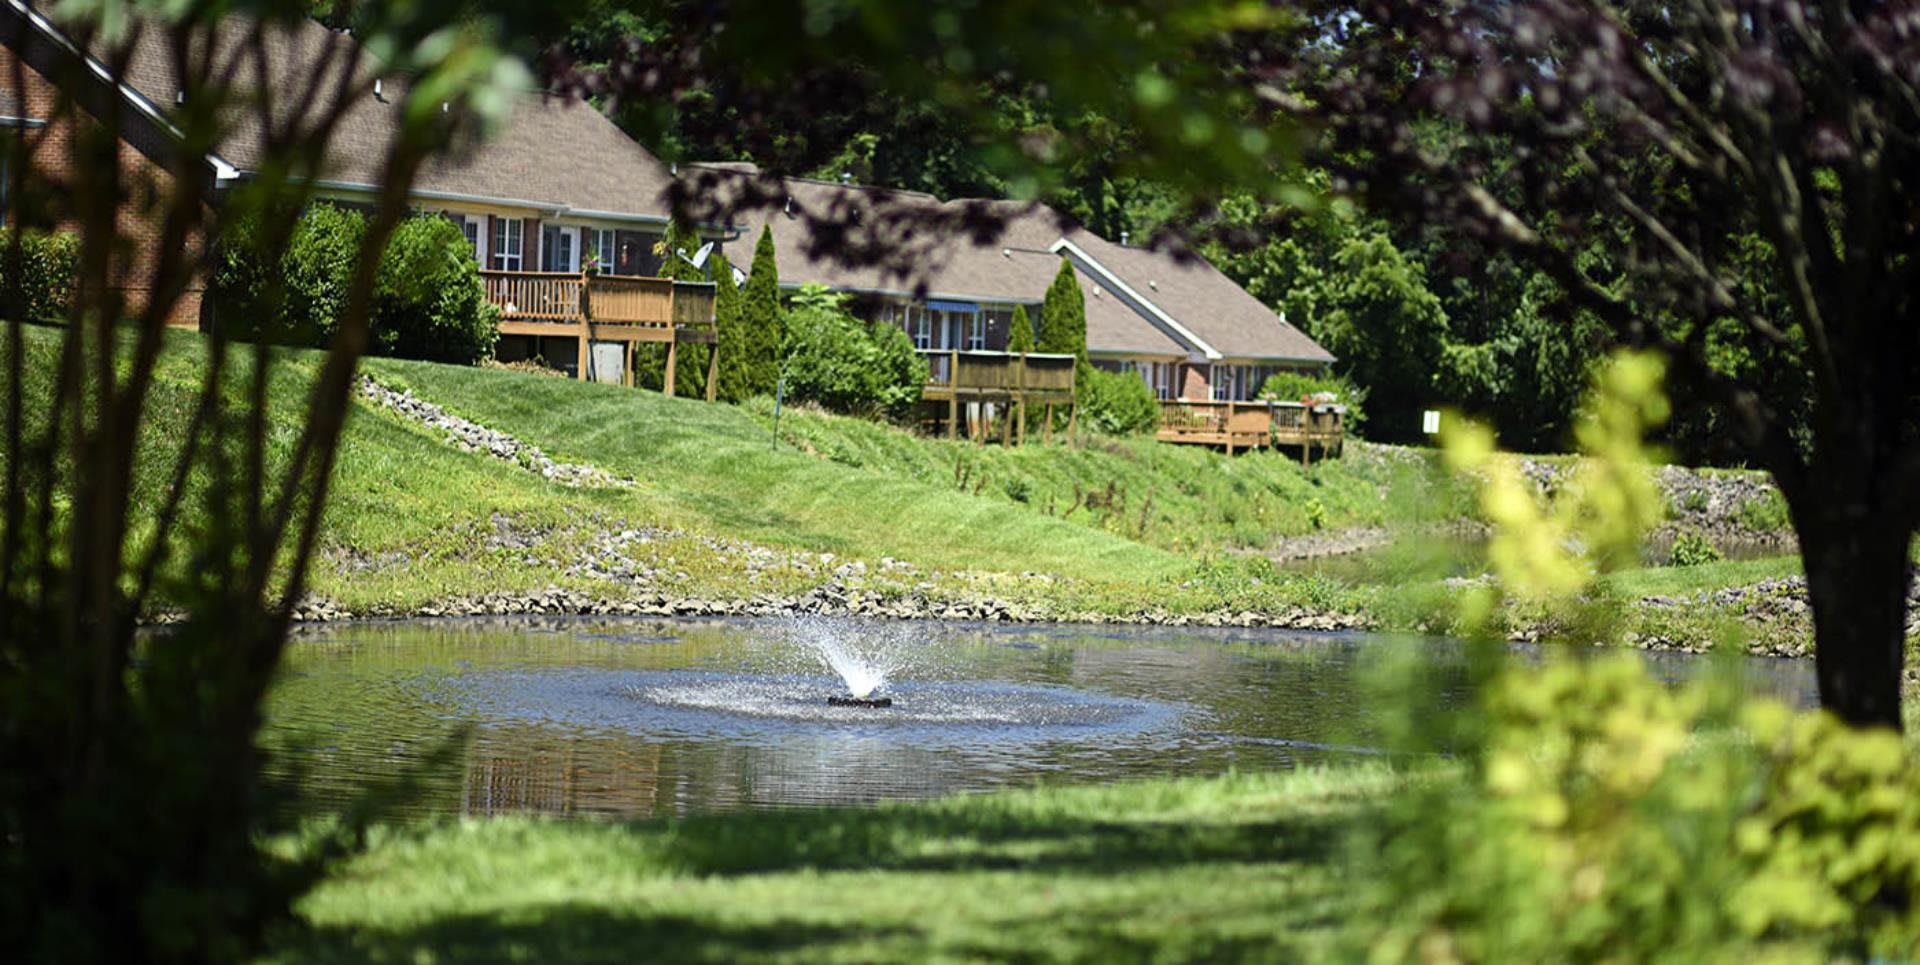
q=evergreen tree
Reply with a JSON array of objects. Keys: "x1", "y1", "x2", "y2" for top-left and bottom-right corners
[
  {"x1": 1039, "y1": 257, "x2": 1087, "y2": 365},
  {"x1": 712, "y1": 252, "x2": 750, "y2": 403},
  {"x1": 654, "y1": 218, "x2": 706, "y2": 282},
  {"x1": 1006, "y1": 304, "x2": 1035, "y2": 353},
  {"x1": 741, "y1": 226, "x2": 784, "y2": 397}
]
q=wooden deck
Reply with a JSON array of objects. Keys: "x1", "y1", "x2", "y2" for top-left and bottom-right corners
[
  {"x1": 1156, "y1": 399, "x2": 1345, "y2": 462},
  {"x1": 919, "y1": 350, "x2": 1077, "y2": 445},
  {"x1": 482, "y1": 270, "x2": 718, "y2": 397}
]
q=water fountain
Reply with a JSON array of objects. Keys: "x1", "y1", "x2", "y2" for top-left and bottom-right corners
[{"x1": 782, "y1": 616, "x2": 919, "y2": 708}]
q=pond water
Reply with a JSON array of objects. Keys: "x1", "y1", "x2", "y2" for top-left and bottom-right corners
[{"x1": 263, "y1": 616, "x2": 1817, "y2": 821}]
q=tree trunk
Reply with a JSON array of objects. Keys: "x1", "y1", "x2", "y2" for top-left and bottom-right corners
[{"x1": 1795, "y1": 486, "x2": 1914, "y2": 731}]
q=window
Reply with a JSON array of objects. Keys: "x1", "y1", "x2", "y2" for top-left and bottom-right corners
[
  {"x1": 589, "y1": 229, "x2": 614, "y2": 273},
  {"x1": 965, "y1": 312, "x2": 986, "y2": 350},
  {"x1": 459, "y1": 217, "x2": 482, "y2": 261},
  {"x1": 491, "y1": 217, "x2": 523, "y2": 271},
  {"x1": 541, "y1": 224, "x2": 578, "y2": 273}
]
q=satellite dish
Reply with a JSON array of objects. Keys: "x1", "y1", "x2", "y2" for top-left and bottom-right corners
[
  {"x1": 689, "y1": 242, "x2": 715, "y2": 268},
  {"x1": 730, "y1": 265, "x2": 747, "y2": 286}
]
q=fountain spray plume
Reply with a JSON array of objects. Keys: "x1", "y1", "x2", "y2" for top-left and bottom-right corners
[{"x1": 781, "y1": 616, "x2": 934, "y2": 701}]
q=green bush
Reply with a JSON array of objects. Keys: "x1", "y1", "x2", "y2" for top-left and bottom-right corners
[
  {"x1": 210, "y1": 206, "x2": 496, "y2": 364},
  {"x1": 780, "y1": 292, "x2": 926, "y2": 418},
  {"x1": 1078, "y1": 364, "x2": 1158, "y2": 435},
  {"x1": 1737, "y1": 488, "x2": 1792, "y2": 533},
  {"x1": 1364, "y1": 653, "x2": 1920, "y2": 962},
  {"x1": 372, "y1": 215, "x2": 499, "y2": 365},
  {"x1": 210, "y1": 203, "x2": 362, "y2": 345},
  {"x1": 1670, "y1": 529, "x2": 1724, "y2": 566},
  {"x1": 0, "y1": 229, "x2": 79, "y2": 322},
  {"x1": 1258, "y1": 369, "x2": 1368, "y2": 434}
]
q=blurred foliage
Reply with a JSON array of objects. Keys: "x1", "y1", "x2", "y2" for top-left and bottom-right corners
[{"x1": 1361, "y1": 347, "x2": 1919, "y2": 960}]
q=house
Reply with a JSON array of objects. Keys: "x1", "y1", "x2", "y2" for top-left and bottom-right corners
[
  {"x1": 0, "y1": 3, "x2": 721, "y2": 389},
  {"x1": 698, "y1": 164, "x2": 1336, "y2": 406}
]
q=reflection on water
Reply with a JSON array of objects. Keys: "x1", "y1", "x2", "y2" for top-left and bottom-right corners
[{"x1": 262, "y1": 617, "x2": 1818, "y2": 821}]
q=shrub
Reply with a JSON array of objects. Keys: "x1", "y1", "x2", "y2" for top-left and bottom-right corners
[
  {"x1": 372, "y1": 214, "x2": 500, "y2": 365},
  {"x1": 0, "y1": 230, "x2": 79, "y2": 322},
  {"x1": 1077, "y1": 364, "x2": 1158, "y2": 435},
  {"x1": 210, "y1": 206, "x2": 496, "y2": 364},
  {"x1": 780, "y1": 296, "x2": 926, "y2": 418},
  {"x1": 1259, "y1": 369, "x2": 1368, "y2": 434},
  {"x1": 210, "y1": 204, "x2": 362, "y2": 345},
  {"x1": 1737, "y1": 488, "x2": 1792, "y2": 533},
  {"x1": 1670, "y1": 529, "x2": 1724, "y2": 566},
  {"x1": 1364, "y1": 653, "x2": 1920, "y2": 963}
]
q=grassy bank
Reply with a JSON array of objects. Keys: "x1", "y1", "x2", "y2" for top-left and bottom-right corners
[
  {"x1": 271, "y1": 768, "x2": 1388, "y2": 963},
  {"x1": 1, "y1": 324, "x2": 1824, "y2": 646}
]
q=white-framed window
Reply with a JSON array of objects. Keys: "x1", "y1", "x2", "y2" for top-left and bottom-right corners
[
  {"x1": 459, "y1": 215, "x2": 483, "y2": 262},
  {"x1": 907, "y1": 305, "x2": 933, "y2": 349},
  {"x1": 491, "y1": 217, "x2": 523, "y2": 271},
  {"x1": 588, "y1": 228, "x2": 614, "y2": 273},
  {"x1": 965, "y1": 312, "x2": 986, "y2": 350}
]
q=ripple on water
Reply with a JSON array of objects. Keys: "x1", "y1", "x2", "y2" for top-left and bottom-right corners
[{"x1": 440, "y1": 669, "x2": 1182, "y2": 747}]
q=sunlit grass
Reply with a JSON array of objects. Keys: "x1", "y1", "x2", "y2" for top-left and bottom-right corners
[{"x1": 272, "y1": 767, "x2": 1395, "y2": 963}]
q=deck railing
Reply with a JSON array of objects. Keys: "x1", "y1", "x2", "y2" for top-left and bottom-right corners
[
  {"x1": 1156, "y1": 398, "x2": 1345, "y2": 459},
  {"x1": 479, "y1": 271, "x2": 717, "y2": 328},
  {"x1": 481, "y1": 270, "x2": 584, "y2": 321},
  {"x1": 917, "y1": 349, "x2": 1077, "y2": 399}
]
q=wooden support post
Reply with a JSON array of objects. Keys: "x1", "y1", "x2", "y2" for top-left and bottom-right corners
[
  {"x1": 705, "y1": 342, "x2": 718, "y2": 402},
  {"x1": 948, "y1": 393, "x2": 959, "y2": 440},
  {"x1": 623, "y1": 341, "x2": 634, "y2": 388},
  {"x1": 1001, "y1": 400, "x2": 1013, "y2": 447},
  {"x1": 1044, "y1": 403, "x2": 1054, "y2": 445},
  {"x1": 1066, "y1": 403, "x2": 1076, "y2": 440},
  {"x1": 1016, "y1": 397, "x2": 1026, "y2": 447},
  {"x1": 577, "y1": 277, "x2": 592, "y2": 381},
  {"x1": 663, "y1": 338, "x2": 678, "y2": 397}
]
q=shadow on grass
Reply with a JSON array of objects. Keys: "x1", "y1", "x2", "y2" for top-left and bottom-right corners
[
  {"x1": 649, "y1": 802, "x2": 1356, "y2": 877},
  {"x1": 276, "y1": 786, "x2": 1378, "y2": 962},
  {"x1": 291, "y1": 908, "x2": 899, "y2": 963}
]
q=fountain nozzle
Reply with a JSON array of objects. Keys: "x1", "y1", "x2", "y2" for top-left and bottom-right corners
[{"x1": 827, "y1": 695, "x2": 893, "y2": 709}]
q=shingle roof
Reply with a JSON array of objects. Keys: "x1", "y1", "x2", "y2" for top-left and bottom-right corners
[
  {"x1": 108, "y1": 16, "x2": 677, "y2": 222},
  {"x1": 702, "y1": 167, "x2": 1328, "y2": 363}
]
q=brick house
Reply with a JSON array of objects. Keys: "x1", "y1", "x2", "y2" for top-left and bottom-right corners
[
  {"x1": 0, "y1": 3, "x2": 723, "y2": 387},
  {"x1": 702, "y1": 165, "x2": 1336, "y2": 405}
]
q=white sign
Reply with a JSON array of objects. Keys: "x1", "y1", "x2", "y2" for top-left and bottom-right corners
[{"x1": 1421, "y1": 410, "x2": 1441, "y2": 435}]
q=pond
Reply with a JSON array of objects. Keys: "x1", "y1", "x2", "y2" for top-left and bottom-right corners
[{"x1": 263, "y1": 616, "x2": 1817, "y2": 821}]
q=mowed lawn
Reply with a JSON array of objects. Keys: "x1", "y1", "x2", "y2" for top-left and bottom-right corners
[{"x1": 272, "y1": 768, "x2": 1388, "y2": 963}]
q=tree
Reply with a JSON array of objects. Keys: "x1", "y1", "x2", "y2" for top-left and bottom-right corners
[
  {"x1": 1, "y1": 2, "x2": 524, "y2": 956},
  {"x1": 637, "y1": 217, "x2": 708, "y2": 396},
  {"x1": 1262, "y1": 1, "x2": 1920, "y2": 728},
  {"x1": 1038, "y1": 257, "x2": 1086, "y2": 365},
  {"x1": 740, "y1": 225, "x2": 784, "y2": 398},
  {"x1": 1007, "y1": 303, "x2": 1035, "y2": 354},
  {"x1": 710, "y1": 251, "x2": 751, "y2": 402}
]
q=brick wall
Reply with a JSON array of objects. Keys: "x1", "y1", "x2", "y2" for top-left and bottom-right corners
[
  {"x1": 1, "y1": 47, "x2": 208, "y2": 328},
  {"x1": 1179, "y1": 362, "x2": 1210, "y2": 401}
]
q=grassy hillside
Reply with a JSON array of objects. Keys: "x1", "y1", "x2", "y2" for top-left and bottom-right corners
[{"x1": 3, "y1": 324, "x2": 1828, "y2": 644}]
